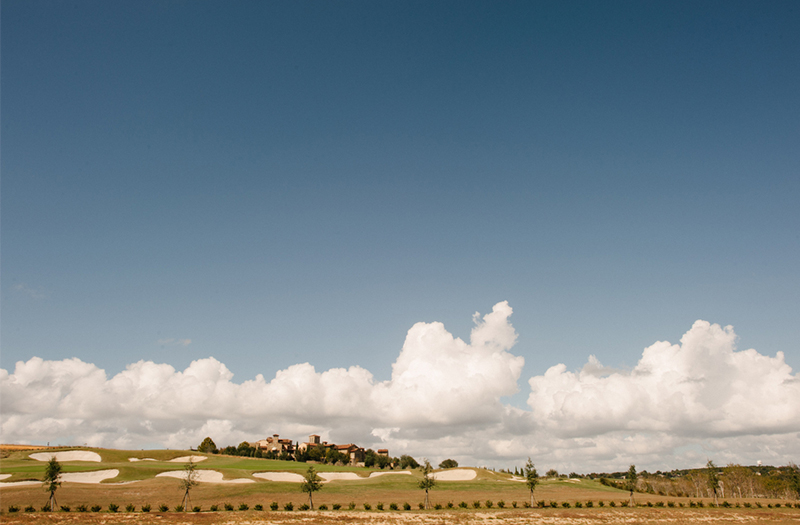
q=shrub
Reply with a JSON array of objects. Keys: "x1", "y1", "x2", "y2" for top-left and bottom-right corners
[
  {"x1": 254, "y1": 504, "x2": 263, "y2": 511},
  {"x1": 363, "y1": 503, "x2": 371, "y2": 510},
  {"x1": 270, "y1": 502, "x2": 278, "y2": 511},
  {"x1": 697, "y1": 501, "x2": 704, "y2": 508},
  {"x1": 575, "y1": 501, "x2": 582, "y2": 508},
  {"x1": 498, "y1": 500, "x2": 505, "y2": 508},
  {"x1": 210, "y1": 504, "x2": 219, "y2": 511},
  {"x1": 404, "y1": 502, "x2": 412, "y2": 510},
  {"x1": 586, "y1": 501, "x2": 593, "y2": 508},
  {"x1": 159, "y1": 504, "x2": 168, "y2": 512},
  {"x1": 512, "y1": 501, "x2": 517, "y2": 508},
  {"x1": 550, "y1": 501, "x2": 558, "y2": 508},
  {"x1": 224, "y1": 503, "x2": 234, "y2": 511},
  {"x1": 41, "y1": 504, "x2": 51, "y2": 512},
  {"x1": 434, "y1": 503, "x2": 442, "y2": 510},
  {"x1": 77, "y1": 504, "x2": 88, "y2": 512},
  {"x1": 562, "y1": 502, "x2": 571, "y2": 508},
  {"x1": 61, "y1": 505, "x2": 71, "y2": 512},
  {"x1": 108, "y1": 503, "x2": 119, "y2": 513},
  {"x1": 333, "y1": 503, "x2": 341, "y2": 510},
  {"x1": 24, "y1": 505, "x2": 36, "y2": 512},
  {"x1": 419, "y1": 503, "x2": 425, "y2": 509},
  {"x1": 620, "y1": 501, "x2": 629, "y2": 507},
  {"x1": 390, "y1": 503, "x2": 398, "y2": 510},
  {"x1": 174, "y1": 505, "x2": 184, "y2": 512},
  {"x1": 142, "y1": 504, "x2": 151, "y2": 512},
  {"x1": 298, "y1": 504, "x2": 309, "y2": 510},
  {"x1": 774, "y1": 503, "x2": 781, "y2": 508},
  {"x1": 239, "y1": 503, "x2": 249, "y2": 511},
  {"x1": 473, "y1": 501, "x2": 481, "y2": 508},
  {"x1": 91, "y1": 505, "x2": 102, "y2": 512},
  {"x1": 126, "y1": 504, "x2": 135, "y2": 512},
  {"x1": 609, "y1": 501, "x2": 616, "y2": 507},
  {"x1": 598, "y1": 501, "x2": 604, "y2": 507},
  {"x1": 349, "y1": 502, "x2": 356, "y2": 510},
  {"x1": 538, "y1": 500, "x2": 546, "y2": 508},
  {"x1": 192, "y1": 506, "x2": 201, "y2": 512},
  {"x1": 8, "y1": 506, "x2": 19, "y2": 513},
  {"x1": 646, "y1": 501, "x2": 653, "y2": 507},
  {"x1": 656, "y1": 501, "x2": 664, "y2": 507},
  {"x1": 756, "y1": 502, "x2": 762, "y2": 508},
  {"x1": 485, "y1": 500, "x2": 494, "y2": 508},
  {"x1": 667, "y1": 501, "x2": 675, "y2": 507},
  {"x1": 283, "y1": 502, "x2": 293, "y2": 511},
  {"x1": 319, "y1": 504, "x2": 328, "y2": 510},
  {"x1": 376, "y1": 502, "x2": 384, "y2": 511}
]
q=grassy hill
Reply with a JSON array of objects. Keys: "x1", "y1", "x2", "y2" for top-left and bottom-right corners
[{"x1": 1, "y1": 447, "x2": 797, "y2": 513}]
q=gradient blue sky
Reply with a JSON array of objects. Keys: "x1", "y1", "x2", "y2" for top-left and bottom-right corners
[{"x1": 3, "y1": 1, "x2": 799, "y2": 398}]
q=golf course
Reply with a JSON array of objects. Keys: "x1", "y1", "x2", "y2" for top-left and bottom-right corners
[{"x1": 2, "y1": 446, "x2": 799, "y2": 524}]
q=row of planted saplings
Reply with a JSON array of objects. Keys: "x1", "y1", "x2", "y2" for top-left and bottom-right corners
[{"x1": 8, "y1": 499, "x2": 800, "y2": 513}]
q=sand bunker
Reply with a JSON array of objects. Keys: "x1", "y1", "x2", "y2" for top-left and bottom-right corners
[
  {"x1": 0, "y1": 479, "x2": 40, "y2": 486},
  {"x1": 433, "y1": 469, "x2": 477, "y2": 481},
  {"x1": 61, "y1": 469, "x2": 119, "y2": 483},
  {"x1": 369, "y1": 471, "x2": 413, "y2": 478},
  {"x1": 30, "y1": 451, "x2": 102, "y2": 462},
  {"x1": 1, "y1": 469, "x2": 120, "y2": 486},
  {"x1": 168, "y1": 455, "x2": 207, "y2": 463},
  {"x1": 253, "y1": 472, "x2": 305, "y2": 482},
  {"x1": 157, "y1": 469, "x2": 254, "y2": 484},
  {"x1": 319, "y1": 472, "x2": 363, "y2": 481},
  {"x1": 0, "y1": 474, "x2": 11, "y2": 481},
  {"x1": 128, "y1": 457, "x2": 157, "y2": 462}
]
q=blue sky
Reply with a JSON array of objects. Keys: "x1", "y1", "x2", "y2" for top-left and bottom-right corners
[{"x1": 2, "y1": 1, "x2": 799, "y2": 469}]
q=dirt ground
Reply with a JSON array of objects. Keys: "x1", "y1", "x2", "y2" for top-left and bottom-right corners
[{"x1": 1, "y1": 508, "x2": 800, "y2": 525}]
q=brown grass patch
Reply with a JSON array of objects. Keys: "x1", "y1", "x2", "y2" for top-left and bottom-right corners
[{"x1": 1, "y1": 507, "x2": 799, "y2": 525}]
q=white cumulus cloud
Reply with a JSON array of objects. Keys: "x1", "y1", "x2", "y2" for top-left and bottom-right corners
[{"x1": 2, "y1": 304, "x2": 798, "y2": 471}]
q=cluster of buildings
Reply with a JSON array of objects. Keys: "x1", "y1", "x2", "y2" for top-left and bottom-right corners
[{"x1": 252, "y1": 434, "x2": 388, "y2": 466}]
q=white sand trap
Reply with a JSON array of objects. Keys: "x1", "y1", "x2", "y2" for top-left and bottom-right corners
[
  {"x1": 319, "y1": 472, "x2": 363, "y2": 481},
  {"x1": 157, "y1": 469, "x2": 254, "y2": 484},
  {"x1": 128, "y1": 457, "x2": 157, "y2": 462},
  {"x1": 168, "y1": 455, "x2": 207, "y2": 463},
  {"x1": 0, "y1": 474, "x2": 11, "y2": 481},
  {"x1": 253, "y1": 471, "x2": 305, "y2": 482},
  {"x1": 369, "y1": 471, "x2": 413, "y2": 478},
  {"x1": 433, "y1": 469, "x2": 477, "y2": 481},
  {"x1": 60, "y1": 469, "x2": 119, "y2": 484},
  {"x1": 0, "y1": 480, "x2": 41, "y2": 487},
  {"x1": 30, "y1": 451, "x2": 102, "y2": 462}
]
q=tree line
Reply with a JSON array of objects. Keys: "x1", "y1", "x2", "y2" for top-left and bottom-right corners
[{"x1": 196, "y1": 437, "x2": 456, "y2": 470}]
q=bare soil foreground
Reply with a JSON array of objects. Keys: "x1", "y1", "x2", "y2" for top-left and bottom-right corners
[{"x1": 1, "y1": 508, "x2": 800, "y2": 525}]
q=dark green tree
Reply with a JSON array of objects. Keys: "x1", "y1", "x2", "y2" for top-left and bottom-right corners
[
  {"x1": 626, "y1": 465, "x2": 638, "y2": 506},
  {"x1": 399, "y1": 455, "x2": 419, "y2": 469},
  {"x1": 300, "y1": 466, "x2": 323, "y2": 509},
  {"x1": 418, "y1": 459, "x2": 436, "y2": 509},
  {"x1": 524, "y1": 458, "x2": 538, "y2": 507},
  {"x1": 42, "y1": 456, "x2": 62, "y2": 511},
  {"x1": 439, "y1": 459, "x2": 458, "y2": 469},
  {"x1": 197, "y1": 437, "x2": 217, "y2": 454}
]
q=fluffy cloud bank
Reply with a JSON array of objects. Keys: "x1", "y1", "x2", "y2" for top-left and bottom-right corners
[{"x1": 2, "y1": 303, "x2": 798, "y2": 471}]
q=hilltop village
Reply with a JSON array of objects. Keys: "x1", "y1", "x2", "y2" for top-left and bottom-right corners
[{"x1": 197, "y1": 434, "x2": 400, "y2": 468}]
